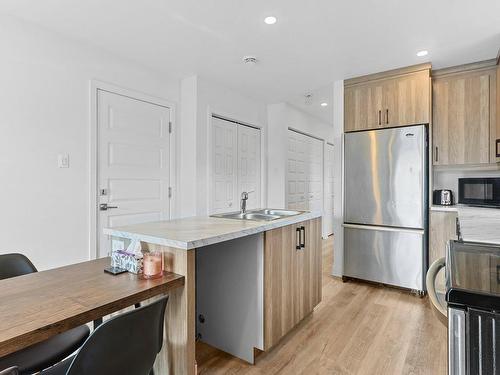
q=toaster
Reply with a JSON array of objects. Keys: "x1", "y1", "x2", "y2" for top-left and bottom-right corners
[{"x1": 433, "y1": 189, "x2": 454, "y2": 206}]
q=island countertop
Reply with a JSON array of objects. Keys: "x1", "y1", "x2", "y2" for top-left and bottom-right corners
[{"x1": 104, "y1": 211, "x2": 321, "y2": 250}]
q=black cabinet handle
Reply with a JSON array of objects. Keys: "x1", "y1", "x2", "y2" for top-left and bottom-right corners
[
  {"x1": 385, "y1": 109, "x2": 389, "y2": 124},
  {"x1": 378, "y1": 110, "x2": 381, "y2": 125},
  {"x1": 496, "y1": 139, "x2": 500, "y2": 158},
  {"x1": 296, "y1": 227, "x2": 301, "y2": 250},
  {"x1": 300, "y1": 226, "x2": 306, "y2": 248}
]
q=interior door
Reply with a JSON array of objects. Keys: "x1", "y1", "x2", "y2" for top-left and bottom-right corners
[
  {"x1": 210, "y1": 117, "x2": 238, "y2": 214},
  {"x1": 97, "y1": 90, "x2": 171, "y2": 257},
  {"x1": 237, "y1": 125, "x2": 261, "y2": 211},
  {"x1": 324, "y1": 143, "x2": 334, "y2": 236}
]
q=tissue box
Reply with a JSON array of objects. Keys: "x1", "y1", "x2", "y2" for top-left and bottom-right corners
[{"x1": 111, "y1": 250, "x2": 143, "y2": 274}]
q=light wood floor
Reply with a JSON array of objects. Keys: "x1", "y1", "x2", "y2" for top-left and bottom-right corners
[{"x1": 196, "y1": 237, "x2": 447, "y2": 374}]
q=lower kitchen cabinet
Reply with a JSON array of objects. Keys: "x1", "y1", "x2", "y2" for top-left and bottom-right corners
[
  {"x1": 263, "y1": 218, "x2": 322, "y2": 350},
  {"x1": 429, "y1": 210, "x2": 458, "y2": 292}
]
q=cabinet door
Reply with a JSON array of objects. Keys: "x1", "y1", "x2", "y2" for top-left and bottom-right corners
[
  {"x1": 298, "y1": 218, "x2": 322, "y2": 318},
  {"x1": 493, "y1": 66, "x2": 500, "y2": 163},
  {"x1": 383, "y1": 70, "x2": 430, "y2": 127},
  {"x1": 263, "y1": 224, "x2": 300, "y2": 350},
  {"x1": 344, "y1": 83, "x2": 382, "y2": 132},
  {"x1": 433, "y1": 70, "x2": 493, "y2": 165},
  {"x1": 429, "y1": 211, "x2": 457, "y2": 293}
]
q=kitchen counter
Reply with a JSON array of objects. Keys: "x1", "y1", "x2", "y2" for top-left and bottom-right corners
[{"x1": 104, "y1": 211, "x2": 320, "y2": 250}]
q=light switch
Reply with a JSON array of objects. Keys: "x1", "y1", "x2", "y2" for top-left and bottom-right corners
[{"x1": 58, "y1": 154, "x2": 69, "y2": 168}]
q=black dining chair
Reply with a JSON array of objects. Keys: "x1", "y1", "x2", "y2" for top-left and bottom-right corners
[
  {"x1": 40, "y1": 296, "x2": 168, "y2": 375},
  {"x1": 0, "y1": 254, "x2": 91, "y2": 375}
]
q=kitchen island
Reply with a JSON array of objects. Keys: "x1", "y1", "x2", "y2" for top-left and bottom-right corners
[{"x1": 104, "y1": 211, "x2": 322, "y2": 375}]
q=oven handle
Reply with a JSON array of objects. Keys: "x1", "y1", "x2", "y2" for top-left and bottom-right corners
[{"x1": 426, "y1": 257, "x2": 447, "y2": 317}]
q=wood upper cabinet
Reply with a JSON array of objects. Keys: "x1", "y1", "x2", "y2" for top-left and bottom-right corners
[
  {"x1": 495, "y1": 64, "x2": 500, "y2": 163},
  {"x1": 263, "y1": 218, "x2": 322, "y2": 350},
  {"x1": 432, "y1": 65, "x2": 497, "y2": 165},
  {"x1": 344, "y1": 64, "x2": 431, "y2": 132}
]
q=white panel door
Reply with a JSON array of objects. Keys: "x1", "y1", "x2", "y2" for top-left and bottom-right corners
[
  {"x1": 238, "y1": 125, "x2": 261, "y2": 211},
  {"x1": 98, "y1": 90, "x2": 171, "y2": 257},
  {"x1": 287, "y1": 130, "x2": 324, "y2": 214},
  {"x1": 211, "y1": 117, "x2": 238, "y2": 214},
  {"x1": 324, "y1": 143, "x2": 334, "y2": 236}
]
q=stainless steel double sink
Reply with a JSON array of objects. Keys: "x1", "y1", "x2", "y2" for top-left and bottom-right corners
[{"x1": 211, "y1": 209, "x2": 302, "y2": 222}]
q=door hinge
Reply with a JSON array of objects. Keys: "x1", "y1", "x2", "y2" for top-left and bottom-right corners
[
  {"x1": 168, "y1": 121, "x2": 172, "y2": 134},
  {"x1": 168, "y1": 186, "x2": 172, "y2": 198}
]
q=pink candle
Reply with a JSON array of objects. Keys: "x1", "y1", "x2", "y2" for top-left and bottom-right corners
[{"x1": 143, "y1": 252, "x2": 163, "y2": 278}]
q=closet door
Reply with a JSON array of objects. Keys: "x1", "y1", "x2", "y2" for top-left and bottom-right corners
[
  {"x1": 211, "y1": 117, "x2": 238, "y2": 214},
  {"x1": 287, "y1": 130, "x2": 324, "y2": 213},
  {"x1": 238, "y1": 126, "x2": 261, "y2": 211}
]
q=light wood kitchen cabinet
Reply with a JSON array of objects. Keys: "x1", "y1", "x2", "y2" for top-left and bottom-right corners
[
  {"x1": 263, "y1": 217, "x2": 322, "y2": 350},
  {"x1": 344, "y1": 64, "x2": 431, "y2": 132},
  {"x1": 429, "y1": 210, "x2": 458, "y2": 293},
  {"x1": 432, "y1": 63, "x2": 497, "y2": 165},
  {"x1": 495, "y1": 64, "x2": 500, "y2": 163}
]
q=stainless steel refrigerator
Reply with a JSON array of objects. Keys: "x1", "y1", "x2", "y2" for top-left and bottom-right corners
[{"x1": 343, "y1": 125, "x2": 428, "y2": 292}]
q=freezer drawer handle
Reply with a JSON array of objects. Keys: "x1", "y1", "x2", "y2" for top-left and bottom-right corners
[
  {"x1": 300, "y1": 226, "x2": 306, "y2": 248},
  {"x1": 296, "y1": 228, "x2": 301, "y2": 250}
]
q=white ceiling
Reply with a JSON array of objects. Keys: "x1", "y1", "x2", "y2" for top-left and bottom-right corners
[{"x1": 2, "y1": 0, "x2": 500, "y2": 123}]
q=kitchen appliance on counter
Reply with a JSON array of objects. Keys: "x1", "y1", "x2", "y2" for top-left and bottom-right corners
[
  {"x1": 427, "y1": 240, "x2": 500, "y2": 375},
  {"x1": 433, "y1": 189, "x2": 454, "y2": 206},
  {"x1": 343, "y1": 124, "x2": 428, "y2": 293},
  {"x1": 458, "y1": 177, "x2": 500, "y2": 208}
]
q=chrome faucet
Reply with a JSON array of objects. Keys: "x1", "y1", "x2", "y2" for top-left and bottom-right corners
[{"x1": 240, "y1": 191, "x2": 254, "y2": 214}]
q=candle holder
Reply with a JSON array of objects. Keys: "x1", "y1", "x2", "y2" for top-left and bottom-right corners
[{"x1": 142, "y1": 251, "x2": 163, "y2": 279}]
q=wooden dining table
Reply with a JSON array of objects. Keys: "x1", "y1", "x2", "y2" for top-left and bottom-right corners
[{"x1": 0, "y1": 257, "x2": 184, "y2": 362}]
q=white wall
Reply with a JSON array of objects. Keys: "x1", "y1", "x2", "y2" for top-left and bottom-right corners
[
  {"x1": 178, "y1": 76, "x2": 268, "y2": 216},
  {"x1": 0, "y1": 15, "x2": 179, "y2": 270},
  {"x1": 332, "y1": 81, "x2": 344, "y2": 277}
]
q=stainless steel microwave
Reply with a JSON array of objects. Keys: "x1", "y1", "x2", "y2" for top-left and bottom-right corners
[{"x1": 458, "y1": 177, "x2": 500, "y2": 207}]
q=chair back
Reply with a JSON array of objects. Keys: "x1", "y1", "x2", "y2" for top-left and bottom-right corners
[
  {"x1": 0, "y1": 366, "x2": 19, "y2": 375},
  {"x1": 0, "y1": 254, "x2": 37, "y2": 280},
  {"x1": 66, "y1": 296, "x2": 168, "y2": 375}
]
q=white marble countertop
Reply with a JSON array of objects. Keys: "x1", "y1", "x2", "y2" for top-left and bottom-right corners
[
  {"x1": 457, "y1": 206, "x2": 500, "y2": 245},
  {"x1": 430, "y1": 205, "x2": 459, "y2": 212},
  {"x1": 104, "y1": 211, "x2": 321, "y2": 250}
]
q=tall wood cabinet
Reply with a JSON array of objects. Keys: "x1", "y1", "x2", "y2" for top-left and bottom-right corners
[
  {"x1": 344, "y1": 64, "x2": 431, "y2": 132},
  {"x1": 263, "y1": 218, "x2": 322, "y2": 350},
  {"x1": 432, "y1": 62, "x2": 497, "y2": 165}
]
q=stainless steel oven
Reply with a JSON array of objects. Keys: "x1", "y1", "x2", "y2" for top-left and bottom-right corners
[{"x1": 458, "y1": 177, "x2": 500, "y2": 208}]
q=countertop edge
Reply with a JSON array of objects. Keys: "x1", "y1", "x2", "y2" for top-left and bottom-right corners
[{"x1": 104, "y1": 212, "x2": 322, "y2": 250}]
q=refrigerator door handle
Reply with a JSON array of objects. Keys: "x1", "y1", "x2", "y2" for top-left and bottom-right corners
[{"x1": 342, "y1": 223, "x2": 424, "y2": 235}]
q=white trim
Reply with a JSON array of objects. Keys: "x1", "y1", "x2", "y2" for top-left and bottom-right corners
[
  {"x1": 89, "y1": 80, "x2": 177, "y2": 259},
  {"x1": 206, "y1": 107, "x2": 266, "y2": 214}
]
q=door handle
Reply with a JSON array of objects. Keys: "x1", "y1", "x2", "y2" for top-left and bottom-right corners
[
  {"x1": 435, "y1": 146, "x2": 439, "y2": 163},
  {"x1": 300, "y1": 226, "x2": 306, "y2": 248},
  {"x1": 496, "y1": 139, "x2": 500, "y2": 158},
  {"x1": 378, "y1": 110, "x2": 381, "y2": 125},
  {"x1": 100, "y1": 203, "x2": 118, "y2": 211},
  {"x1": 385, "y1": 109, "x2": 389, "y2": 124},
  {"x1": 296, "y1": 228, "x2": 301, "y2": 250}
]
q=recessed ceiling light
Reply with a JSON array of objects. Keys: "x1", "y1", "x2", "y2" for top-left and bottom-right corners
[
  {"x1": 320, "y1": 102, "x2": 328, "y2": 107},
  {"x1": 417, "y1": 50, "x2": 428, "y2": 57},
  {"x1": 264, "y1": 16, "x2": 277, "y2": 25}
]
